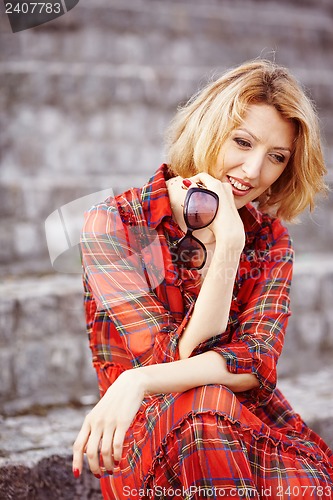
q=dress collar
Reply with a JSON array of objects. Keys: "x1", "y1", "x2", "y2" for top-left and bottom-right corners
[{"x1": 140, "y1": 164, "x2": 174, "y2": 229}]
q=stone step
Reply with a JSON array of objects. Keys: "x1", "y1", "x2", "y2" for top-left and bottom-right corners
[
  {"x1": 0, "y1": 255, "x2": 332, "y2": 411},
  {"x1": 278, "y1": 368, "x2": 333, "y2": 450},
  {"x1": 0, "y1": 65, "x2": 332, "y2": 186},
  {"x1": 0, "y1": 404, "x2": 102, "y2": 500},
  {"x1": 2, "y1": 173, "x2": 332, "y2": 224},
  {"x1": 0, "y1": 175, "x2": 149, "y2": 274},
  {"x1": 278, "y1": 253, "x2": 333, "y2": 378},
  {"x1": 0, "y1": 368, "x2": 332, "y2": 499},
  {"x1": 0, "y1": 173, "x2": 332, "y2": 275},
  {"x1": 0, "y1": 274, "x2": 99, "y2": 410},
  {"x1": 1, "y1": 0, "x2": 332, "y2": 68},
  {"x1": 121, "y1": 0, "x2": 333, "y2": 11}
]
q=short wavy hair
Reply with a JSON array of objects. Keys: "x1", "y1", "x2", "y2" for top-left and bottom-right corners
[{"x1": 165, "y1": 59, "x2": 328, "y2": 221}]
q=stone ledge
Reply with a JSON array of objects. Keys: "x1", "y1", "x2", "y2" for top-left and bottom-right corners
[
  {"x1": 0, "y1": 406, "x2": 93, "y2": 467},
  {"x1": 0, "y1": 456, "x2": 102, "y2": 500},
  {"x1": 278, "y1": 368, "x2": 333, "y2": 449},
  {"x1": 86, "y1": 0, "x2": 333, "y2": 14},
  {"x1": 0, "y1": 405, "x2": 102, "y2": 500},
  {"x1": 0, "y1": 64, "x2": 332, "y2": 112}
]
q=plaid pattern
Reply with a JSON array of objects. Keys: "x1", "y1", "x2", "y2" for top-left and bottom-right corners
[{"x1": 81, "y1": 165, "x2": 333, "y2": 499}]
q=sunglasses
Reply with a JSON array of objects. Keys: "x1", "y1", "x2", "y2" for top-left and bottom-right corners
[{"x1": 173, "y1": 187, "x2": 219, "y2": 270}]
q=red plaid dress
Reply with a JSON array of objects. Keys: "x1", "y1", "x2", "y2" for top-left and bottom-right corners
[{"x1": 81, "y1": 164, "x2": 333, "y2": 499}]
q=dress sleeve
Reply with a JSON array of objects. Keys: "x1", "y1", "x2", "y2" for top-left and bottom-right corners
[
  {"x1": 194, "y1": 221, "x2": 294, "y2": 407},
  {"x1": 80, "y1": 197, "x2": 190, "y2": 367}
]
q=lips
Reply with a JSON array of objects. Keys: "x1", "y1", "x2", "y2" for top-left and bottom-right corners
[{"x1": 227, "y1": 176, "x2": 254, "y2": 196}]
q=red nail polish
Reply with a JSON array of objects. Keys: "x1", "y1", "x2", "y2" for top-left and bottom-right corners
[
  {"x1": 182, "y1": 179, "x2": 191, "y2": 188},
  {"x1": 114, "y1": 461, "x2": 119, "y2": 466},
  {"x1": 107, "y1": 470, "x2": 113, "y2": 475},
  {"x1": 94, "y1": 474, "x2": 102, "y2": 479},
  {"x1": 73, "y1": 468, "x2": 80, "y2": 479}
]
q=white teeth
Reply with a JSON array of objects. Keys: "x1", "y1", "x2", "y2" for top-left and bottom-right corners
[{"x1": 228, "y1": 177, "x2": 251, "y2": 191}]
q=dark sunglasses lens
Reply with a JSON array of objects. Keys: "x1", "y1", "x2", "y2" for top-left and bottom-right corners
[
  {"x1": 176, "y1": 235, "x2": 206, "y2": 269},
  {"x1": 186, "y1": 191, "x2": 218, "y2": 229}
]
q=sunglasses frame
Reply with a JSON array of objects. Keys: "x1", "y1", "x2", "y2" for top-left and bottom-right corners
[{"x1": 176, "y1": 187, "x2": 219, "y2": 270}]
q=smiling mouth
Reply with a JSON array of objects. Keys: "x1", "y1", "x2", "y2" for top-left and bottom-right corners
[{"x1": 227, "y1": 176, "x2": 253, "y2": 192}]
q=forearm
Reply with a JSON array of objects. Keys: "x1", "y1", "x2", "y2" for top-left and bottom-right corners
[
  {"x1": 136, "y1": 350, "x2": 259, "y2": 395},
  {"x1": 179, "y1": 243, "x2": 240, "y2": 358}
]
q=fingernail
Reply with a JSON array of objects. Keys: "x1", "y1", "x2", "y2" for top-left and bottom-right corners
[
  {"x1": 114, "y1": 461, "x2": 119, "y2": 467},
  {"x1": 94, "y1": 474, "x2": 102, "y2": 479},
  {"x1": 182, "y1": 179, "x2": 191, "y2": 188},
  {"x1": 73, "y1": 468, "x2": 80, "y2": 479},
  {"x1": 107, "y1": 470, "x2": 113, "y2": 475}
]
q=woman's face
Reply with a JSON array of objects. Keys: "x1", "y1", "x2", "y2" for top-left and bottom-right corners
[{"x1": 214, "y1": 103, "x2": 296, "y2": 209}]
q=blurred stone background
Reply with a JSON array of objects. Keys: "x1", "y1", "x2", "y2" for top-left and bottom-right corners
[{"x1": 0, "y1": 0, "x2": 332, "y2": 498}]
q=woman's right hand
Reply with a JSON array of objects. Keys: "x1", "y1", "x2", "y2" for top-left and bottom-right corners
[
  {"x1": 72, "y1": 369, "x2": 146, "y2": 478},
  {"x1": 184, "y1": 173, "x2": 246, "y2": 252}
]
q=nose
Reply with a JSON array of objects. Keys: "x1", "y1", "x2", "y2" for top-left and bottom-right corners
[{"x1": 241, "y1": 151, "x2": 264, "y2": 184}]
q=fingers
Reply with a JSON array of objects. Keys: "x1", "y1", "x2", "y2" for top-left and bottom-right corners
[
  {"x1": 100, "y1": 428, "x2": 115, "y2": 473},
  {"x1": 187, "y1": 172, "x2": 219, "y2": 191},
  {"x1": 185, "y1": 173, "x2": 233, "y2": 201},
  {"x1": 72, "y1": 418, "x2": 91, "y2": 478},
  {"x1": 73, "y1": 416, "x2": 121, "y2": 478},
  {"x1": 112, "y1": 425, "x2": 127, "y2": 463},
  {"x1": 85, "y1": 428, "x2": 104, "y2": 477},
  {"x1": 73, "y1": 416, "x2": 105, "y2": 479},
  {"x1": 72, "y1": 371, "x2": 145, "y2": 479}
]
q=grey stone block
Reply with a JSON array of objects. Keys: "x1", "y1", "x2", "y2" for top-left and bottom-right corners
[
  {"x1": 0, "y1": 349, "x2": 14, "y2": 398},
  {"x1": 296, "y1": 312, "x2": 326, "y2": 348},
  {"x1": 325, "y1": 312, "x2": 333, "y2": 349},
  {"x1": 290, "y1": 272, "x2": 322, "y2": 311},
  {"x1": 321, "y1": 273, "x2": 333, "y2": 311},
  {"x1": 287, "y1": 200, "x2": 333, "y2": 254},
  {"x1": 11, "y1": 336, "x2": 96, "y2": 403},
  {"x1": 0, "y1": 407, "x2": 102, "y2": 499},
  {"x1": 13, "y1": 222, "x2": 44, "y2": 259},
  {"x1": 0, "y1": 222, "x2": 15, "y2": 264},
  {"x1": 1, "y1": 0, "x2": 332, "y2": 70},
  {"x1": 0, "y1": 275, "x2": 99, "y2": 406},
  {"x1": 279, "y1": 368, "x2": 333, "y2": 449},
  {"x1": 16, "y1": 294, "x2": 59, "y2": 341},
  {"x1": 58, "y1": 292, "x2": 86, "y2": 334},
  {"x1": 0, "y1": 298, "x2": 16, "y2": 345},
  {"x1": 13, "y1": 340, "x2": 49, "y2": 398}
]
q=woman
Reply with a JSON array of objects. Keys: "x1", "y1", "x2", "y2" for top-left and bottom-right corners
[{"x1": 72, "y1": 60, "x2": 333, "y2": 499}]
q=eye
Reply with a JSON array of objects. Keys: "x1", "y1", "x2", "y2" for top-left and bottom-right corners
[
  {"x1": 270, "y1": 153, "x2": 286, "y2": 164},
  {"x1": 234, "y1": 138, "x2": 251, "y2": 148}
]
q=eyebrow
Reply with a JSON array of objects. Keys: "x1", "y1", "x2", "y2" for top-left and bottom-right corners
[{"x1": 236, "y1": 128, "x2": 292, "y2": 153}]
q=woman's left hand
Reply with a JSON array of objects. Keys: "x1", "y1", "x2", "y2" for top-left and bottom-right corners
[{"x1": 72, "y1": 369, "x2": 146, "y2": 477}]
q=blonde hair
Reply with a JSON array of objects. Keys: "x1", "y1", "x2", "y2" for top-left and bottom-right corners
[{"x1": 165, "y1": 59, "x2": 328, "y2": 221}]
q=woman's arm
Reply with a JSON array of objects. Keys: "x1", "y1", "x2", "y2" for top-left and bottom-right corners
[
  {"x1": 190, "y1": 218, "x2": 294, "y2": 407},
  {"x1": 177, "y1": 174, "x2": 246, "y2": 358},
  {"x1": 72, "y1": 351, "x2": 258, "y2": 478},
  {"x1": 178, "y1": 241, "x2": 241, "y2": 358},
  {"x1": 137, "y1": 349, "x2": 259, "y2": 395}
]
